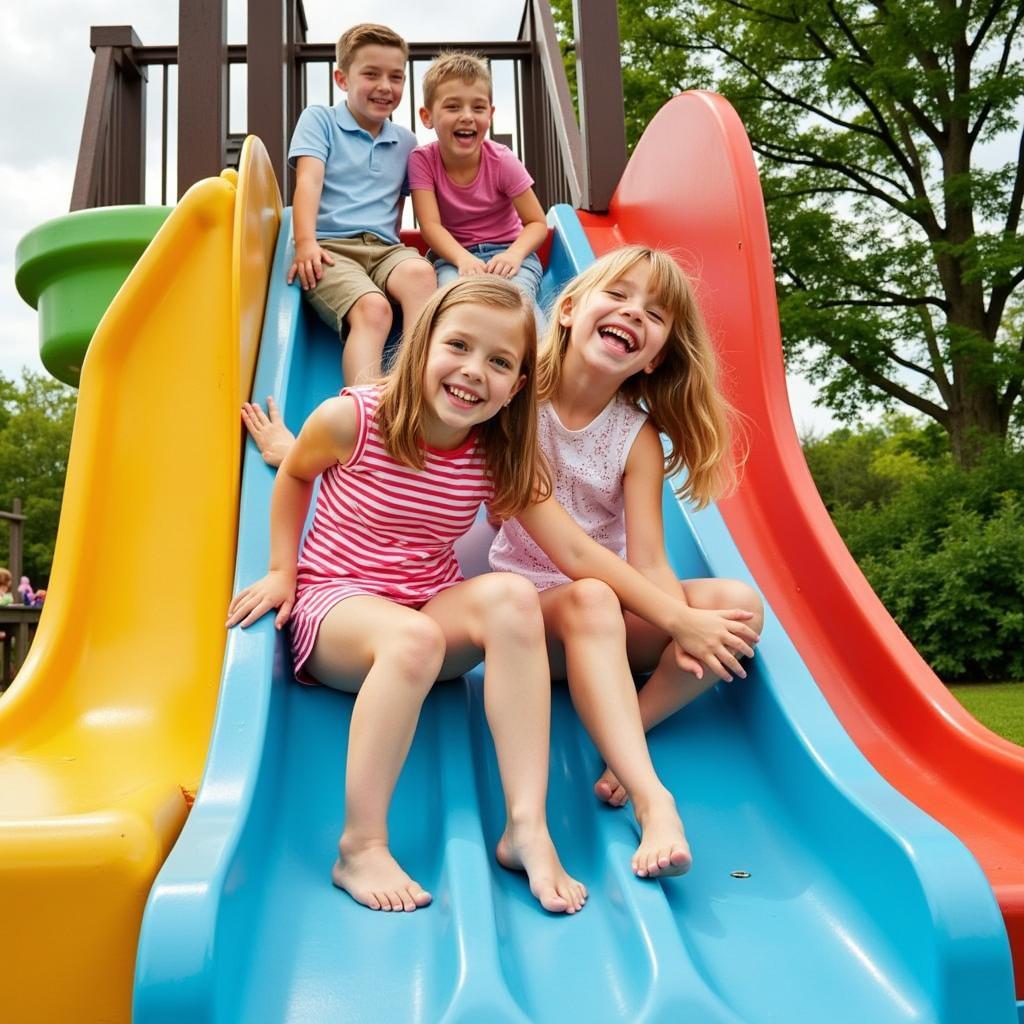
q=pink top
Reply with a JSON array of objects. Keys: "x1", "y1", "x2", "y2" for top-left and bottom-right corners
[
  {"x1": 408, "y1": 139, "x2": 534, "y2": 246},
  {"x1": 288, "y1": 385, "x2": 493, "y2": 681},
  {"x1": 490, "y1": 397, "x2": 648, "y2": 591}
]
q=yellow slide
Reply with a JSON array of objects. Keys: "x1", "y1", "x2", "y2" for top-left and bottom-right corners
[{"x1": 0, "y1": 138, "x2": 281, "y2": 1023}]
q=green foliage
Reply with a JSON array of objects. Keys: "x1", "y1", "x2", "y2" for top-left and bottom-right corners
[
  {"x1": 804, "y1": 418, "x2": 1024, "y2": 680},
  {"x1": 0, "y1": 371, "x2": 76, "y2": 587},
  {"x1": 553, "y1": 1, "x2": 1024, "y2": 459}
]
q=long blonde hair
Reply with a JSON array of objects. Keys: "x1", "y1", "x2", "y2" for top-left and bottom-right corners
[
  {"x1": 377, "y1": 277, "x2": 550, "y2": 520},
  {"x1": 537, "y1": 246, "x2": 743, "y2": 508}
]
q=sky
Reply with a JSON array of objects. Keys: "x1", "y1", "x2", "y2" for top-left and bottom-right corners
[{"x1": 1, "y1": 0, "x2": 839, "y2": 435}]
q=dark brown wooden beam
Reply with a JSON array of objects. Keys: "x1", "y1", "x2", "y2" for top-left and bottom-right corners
[
  {"x1": 573, "y1": 0, "x2": 626, "y2": 212},
  {"x1": 247, "y1": 0, "x2": 287, "y2": 188},
  {"x1": 177, "y1": 0, "x2": 227, "y2": 198}
]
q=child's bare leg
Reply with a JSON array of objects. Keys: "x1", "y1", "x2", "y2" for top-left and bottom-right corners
[
  {"x1": 541, "y1": 580, "x2": 691, "y2": 878},
  {"x1": 242, "y1": 396, "x2": 295, "y2": 468},
  {"x1": 386, "y1": 258, "x2": 437, "y2": 342},
  {"x1": 306, "y1": 596, "x2": 444, "y2": 912},
  {"x1": 342, "y1": 292, "x2": 393, "y2": 385},
  {"x1": 422, "y1": 574, "x2": 587, "y2": 913},
  {"x1": 595, "y1": 579, "x2": 765, "y2": 801}
]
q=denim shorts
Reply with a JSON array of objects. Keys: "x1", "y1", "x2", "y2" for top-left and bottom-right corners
[{"x1": 429, "y1": 243, "x2": 547, "y2": 333}]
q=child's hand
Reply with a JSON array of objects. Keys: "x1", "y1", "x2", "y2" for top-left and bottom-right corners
[
  {"x1": 226, "y1": 570, "x2": 297, "y2": 630},
  {"x1": 287, "y1": 241, "x2": 335, "y2": 290},
  {"x1": 670, "y1": 607, "x2": 759, "y2": 683},
  {"x1": 457, "y1": 254, "x2": 488, "y2": 276},
  {"x1": 485, "y1": 252, "x2": 522, "y2": 278}
]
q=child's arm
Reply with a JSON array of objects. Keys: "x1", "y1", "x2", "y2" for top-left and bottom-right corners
[
  {"x1": 226, "y1": 396, "x2": 358, "y2": 630},
  {"x1": 623, "y1": 423, "x2": 759, "y2": 676},
  {"x1": 515, "y1": 491, "x2": 757, "y2": 682},
  {"x1": 622, "y1": 423, "x2": 696, "y2": 597},
  {"x1": 484, "y1": 188, "x2": 547, "y2": 279},
  {"x1": 287, "y1": 156, "x2": 336, "y2": 290},
  {"x1": 411, "y1": 189, "x2": 487, "y2": 275}
]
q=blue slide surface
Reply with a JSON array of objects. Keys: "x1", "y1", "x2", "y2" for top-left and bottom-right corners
[{"x1": 133, "y1": 209, "x2": 1014, "y2": 1024}]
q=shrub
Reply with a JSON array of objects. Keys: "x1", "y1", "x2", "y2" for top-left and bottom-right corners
[{"x1": 803, "y1": 419, "x2": 1024, "y2": 680}]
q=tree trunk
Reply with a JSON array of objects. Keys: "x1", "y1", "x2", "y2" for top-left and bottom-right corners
[{"x1": 946, "y1": 387, "x2": 1004, "y2": 467}]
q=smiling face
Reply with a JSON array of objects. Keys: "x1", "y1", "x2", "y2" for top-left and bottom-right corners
[
  {"x1": 420, "y1": 77, "x2": 494, "y2": 166},
  {"x1": 421, "y1": 301, "x2": 528, "y2": 447},
  {"x1": 335, "y1": 44, "x2": 407, "y2": 134},
  {"x1": 559, "y1": 265, "x2": 673, "y2": 383}
]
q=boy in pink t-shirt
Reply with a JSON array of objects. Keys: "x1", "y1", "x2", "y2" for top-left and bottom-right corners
[{"x1": 409, "y1": 52, "x2": 548, "y2": 324}]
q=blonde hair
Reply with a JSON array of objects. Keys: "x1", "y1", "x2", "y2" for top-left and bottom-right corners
[
  {"x1": 377, "y1": 278, "x2": 550, "y2": 520},
  {"x1": 0, "y1": 568, "x2": 10, "y2": 591},
  {"x1": 336, "y1": 23, "x2": 409, "y2": 72},
  {"x1": 422, "y1": 51, "x2": 492, "y2": 109},
  {"x1": 538, "y1": 246, "x2": 744, "y2": 508}
]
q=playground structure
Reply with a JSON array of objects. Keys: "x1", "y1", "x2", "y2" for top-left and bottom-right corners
[{"x1": 3, "y1": 3, "x2": 1024, "y2": 1021}]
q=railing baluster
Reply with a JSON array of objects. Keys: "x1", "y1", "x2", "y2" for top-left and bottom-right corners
[{"x1": 70, "y1": 3, "x2": 596, "y2": 214}]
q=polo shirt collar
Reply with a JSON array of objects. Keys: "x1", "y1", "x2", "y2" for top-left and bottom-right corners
[{"x1": 335, "y1": 101, "x2": 398, "y2": 143}]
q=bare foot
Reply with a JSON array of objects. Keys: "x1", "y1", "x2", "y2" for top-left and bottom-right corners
[
  {"x1": 632, "y1": 794, "x2": 692, "y2": 878},
  {"x1": 496, "y1": 823, "x2": 587, "y2": 914},
  {"x1": 594, "y1": 766, "x2": 629, "y2": 807},
  {"x1": 241, "y1": 396, "x2": 295, "y2": 468},
  {"x1": 332, "y1": 837, "x2": 432, "y2": 912}
]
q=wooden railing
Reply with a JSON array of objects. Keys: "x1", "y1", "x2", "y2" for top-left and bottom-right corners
[{"x1": 70, "y1": 0, "x2": 626, "y2": 214}]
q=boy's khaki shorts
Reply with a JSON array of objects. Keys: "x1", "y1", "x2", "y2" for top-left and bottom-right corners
[{"x1": 305, "y1": 234, "x2": 431, "y2": 335}]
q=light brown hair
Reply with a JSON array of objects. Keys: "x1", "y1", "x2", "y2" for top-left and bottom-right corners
[
  {"x1": 336, "y1": 23, "x2": 409, "y2": 72},
  {"x1": 422, "y1": 51, "x2": 492, "y2": 110},
  {"x1": 0, "y1": 568, "x2": 10, "y2": 591},
  {"x1": 537, "y1": 246, "x2": 745, "y2": 508},
  {"x1": 377, "y1": 278, "x2": 550, "y2": 520}
]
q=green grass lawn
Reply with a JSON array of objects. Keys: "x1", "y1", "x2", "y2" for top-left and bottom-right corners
[{"x1": 947, "y1": 682, "x2": 1024, "y2": 747}]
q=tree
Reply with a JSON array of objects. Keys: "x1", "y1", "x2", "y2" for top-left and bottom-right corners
[
  {"x1": 553, "y1": 0, "x2": 1024, "y2": 465},
  {"x1": 0, "y1": 372, "x2": 76, "y2": 587}
]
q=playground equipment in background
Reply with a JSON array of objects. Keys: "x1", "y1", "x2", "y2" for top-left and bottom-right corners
[
  {"x1": 3, "y1": 97, "x2": 1022, "y2": 1024},
  {"x1": 0, "y1": 138, "x2": 281, "y2": 1024}
]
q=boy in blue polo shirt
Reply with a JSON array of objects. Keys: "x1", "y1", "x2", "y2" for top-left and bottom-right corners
[{"x1": 287, "y1": 23, "x2": 436, "y2": 384}]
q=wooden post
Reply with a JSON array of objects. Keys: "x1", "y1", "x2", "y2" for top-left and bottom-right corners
[
  {"x1": 572, "y1": 0, "x2": 626, "y2": 212},
  {"x1": 7, "y1": 499, "x2": 24, "y2": 586},
  {"x1": 247, "y1": 0, "x2": 287, "y2": 188},
  {"x1": 177, "y1": 0, "x2": 227, "y2": 198},
  {"x1": 71, "y1": 46, "x2": 115, "y2": 210},
  {"x1": 284, "y1": 0, "x2": 309, "y2": 201}
]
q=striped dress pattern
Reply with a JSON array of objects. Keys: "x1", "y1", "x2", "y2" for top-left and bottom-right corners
[{"x1": 289, "y1": 385, "x2": 493, "y2": 681}]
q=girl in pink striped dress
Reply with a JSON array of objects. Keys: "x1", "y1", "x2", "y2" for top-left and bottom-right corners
[{"x1": 229, "y1": 278, "x2": 587, "y2": 916}]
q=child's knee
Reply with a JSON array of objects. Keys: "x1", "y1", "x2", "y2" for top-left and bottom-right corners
[
  {"x1": 390, "y1": 258, "x2": 436, "y2": 298},
  {"x1": 347, "y1": 292, "x2": 393, "y2": 334},
  {"x1": 725, "y1": 581, "x2": 763, "y2": 625},
  {"x1": 479, "y1": 573, "x2": 544, "y2": 635},
  {"x1": 389, "y1": 616, "x2": 446, "y2": 682},
  {"x1": 563, "y1": 579, "x2": 624, "y2": 633}
]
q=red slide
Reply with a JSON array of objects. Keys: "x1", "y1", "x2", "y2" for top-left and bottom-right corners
[{"x1": 578, "y1": 90, "x2": 1024, "y2": 997}]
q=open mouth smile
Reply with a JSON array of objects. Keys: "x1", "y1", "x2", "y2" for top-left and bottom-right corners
[
  {"x1": 598, "y1": 324, "x2": 639, "y2": 353},
  {"x1": 443, "y1": 384, "x2": 484, "y2": 407}
]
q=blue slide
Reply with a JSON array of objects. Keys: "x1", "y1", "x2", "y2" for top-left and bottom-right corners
[{"x1": 133, "y1": 209, "x2": 1015, "y2": 1023}]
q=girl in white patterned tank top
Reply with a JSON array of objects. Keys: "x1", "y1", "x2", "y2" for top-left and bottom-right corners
[{"x1": 495, "y1": 246, "x2": 766, "y2": 879}]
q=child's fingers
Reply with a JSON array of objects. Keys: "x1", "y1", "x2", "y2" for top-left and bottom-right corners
[
  {"x1": 720, "y1": 648, "x2": 747, "y2": 679},
  {"x1": 266, "y1": 396, "x2": 281, "y2": 422},
  {"x1": 275, "y1": 597, "x2": 294, "y2": 630},
  {"x1": 705, "y1": 654, "x2": 733, "y2": 683},
  {"x1": 286, "y1": 262, "x2": 298, "y2": 284},
  {"x1": 240, "y1": 596, "x2": 274, "y2": 629},
  {"x1": 320, "y1": 249, "x2": 335, "y2": 265},
  {"x1": 673, "y1": 644, "x2": 703, "y2": 678}
]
